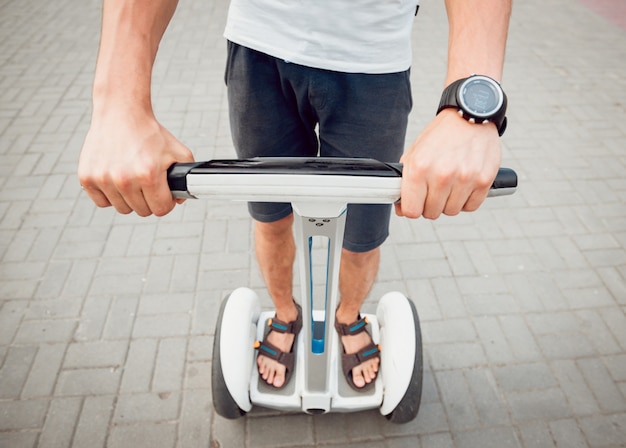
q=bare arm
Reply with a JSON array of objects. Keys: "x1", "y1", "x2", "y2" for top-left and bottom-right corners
[
  {"x1": 397, "y1": 0, "x2": 512, "y2": 219},
  {"x1": 92, "y1": 0, "x2": 178, "y2": 116},
  {"x1": 78, "y1": 0, "x2": 194, "y2": 217}
]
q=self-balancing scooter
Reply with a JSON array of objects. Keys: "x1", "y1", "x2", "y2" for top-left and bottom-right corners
[{"x1": 168, "y1": 157, "x2": 517, "y2": 423}]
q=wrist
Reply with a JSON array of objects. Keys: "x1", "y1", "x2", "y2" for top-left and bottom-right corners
[{"x1": 91, "y1": 72, "x2": 154, "y2": 120}]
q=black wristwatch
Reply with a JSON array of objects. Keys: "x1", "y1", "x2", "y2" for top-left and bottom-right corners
[{"x1": 437, "y1": 75, "x2": 508, "y2": 136}]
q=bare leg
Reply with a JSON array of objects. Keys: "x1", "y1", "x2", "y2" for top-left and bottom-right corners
[
  {"x1": 255, "y1": 214, "x2": 380, "y2": 389},
  {"x1": 336, "y1": 247, "x2": 381, "y2": 389},
  {"x1": 254, "y1": 214, "x2": 299, "y2": 388}
]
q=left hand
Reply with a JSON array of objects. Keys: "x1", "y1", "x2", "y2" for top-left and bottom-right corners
[{"x1": 395, "y1": 108, "x2": 502, "y2": 219}]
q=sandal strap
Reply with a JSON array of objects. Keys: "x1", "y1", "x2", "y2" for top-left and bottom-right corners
[
  {"x1": 266, "y1": 303, "x2": 303, "y2": 335},
  {"x1": 254, "y1": 339, "x2": 295, "y2": 367},
  {"x1": 334, "y1": 315, "x2": 369, "y2": 336},
  {"x1": 340, "y1": 342, "x2": 381, "y2": 379}
]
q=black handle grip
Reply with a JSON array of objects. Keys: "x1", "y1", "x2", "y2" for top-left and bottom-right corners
[
  {"x1": 167, "y1": 162, "x2": 206, "y2": 199},
  {"x1": 387, "y1": 163, "x2": 517, "y2": 191}
]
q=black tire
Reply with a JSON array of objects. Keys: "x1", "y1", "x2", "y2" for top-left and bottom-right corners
[
  {"x1": 385, "y1": 297, "x2": 423, "y2": 424},
  {"x1": 212, "y1": 295, "x2": 247, "y2": 419}
]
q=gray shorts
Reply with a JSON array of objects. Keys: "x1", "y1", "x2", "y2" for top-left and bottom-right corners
[{"x1": 225, "y1": 41, "x2": 412, "y2": 252}]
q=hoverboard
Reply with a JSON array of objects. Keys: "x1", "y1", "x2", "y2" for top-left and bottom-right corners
[{"x1": 168, "y1": 157, "x2": 517, "y2": 423}]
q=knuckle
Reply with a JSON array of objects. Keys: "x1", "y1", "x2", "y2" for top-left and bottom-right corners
[{"x1": 152, "y1": 203, "x2": 174, "y2": 217}]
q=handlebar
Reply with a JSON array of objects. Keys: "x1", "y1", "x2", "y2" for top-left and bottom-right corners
[{"x1": 167, "y1": 157, "x2": 517, "y2": 202}]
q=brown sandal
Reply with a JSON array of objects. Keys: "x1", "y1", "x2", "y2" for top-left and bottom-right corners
[
  {"x1": 254, "y1": 303, "x2": 302, "y2": 389},
  {"x1": 335, "y1": 315, "x2": 381, "y2": 392}
]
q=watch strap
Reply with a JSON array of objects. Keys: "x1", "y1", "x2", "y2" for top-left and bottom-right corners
[{"x1": 437, "y1": 78, "x2": 465, "y2": 115}]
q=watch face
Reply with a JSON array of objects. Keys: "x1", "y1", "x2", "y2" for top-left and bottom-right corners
[{"x1": 459, "y1": 76, "x2": 503, "y2": 118}]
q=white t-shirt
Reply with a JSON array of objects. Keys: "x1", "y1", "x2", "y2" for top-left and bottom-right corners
[{"x1": 224, "y1": 0, "x2": 419, "y2": 74}]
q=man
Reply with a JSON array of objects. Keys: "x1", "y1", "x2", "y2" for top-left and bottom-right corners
[{"x1": 78, "y1": 0, "x2": 511, "y2": 390}]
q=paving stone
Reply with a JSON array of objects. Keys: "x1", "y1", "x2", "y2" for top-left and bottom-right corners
[
  {"x1": 550, "y1": 359, "x2": 601, "y2": 416},
  {"x1": 537, "y1": 332, "x2": 597, "y2": 360},
  {"x1": 74, "y1": 295, "x2": 111, "y2": 341},
  {"x1": 406, "y1": 279, "x2": 441, "y2": 321},
  {"x1": 428, "y1": 342, "x2": 487, "y2": 371},
  {"x1": 153, "y1": 338, "x2": 187, "y2": 392},
  {"x1": 138, "y1": 292, "x2": 195, "y2": 315},
  {"x1": 604, "y1": 354, "x2": 626, "y2": 382},
  {"x1": 38, "y1": 397, "x2": 82, "y2": 448},
  {"x1": 549, "y1": 419, "x2": 588, "y2": 448},
  {"x1": 431, "y1": 277, "x2": 467, "y2": 319},
  {"x1": 499, "y1": 315, "x2": 543, "y2": 362},
  {"x1": 14, "y1": 319, "x2": 77, "y2": 345},
  {"x1": 210, "y1": 414, "x2": 246, "y2": 448},
  {"x1": 506, "y1": 388, "x2": 572, "y2": 422},
  {"x1": 494, "y1": 362, "x2": 557, "y2": 392},
  {"x1": 0, "y1": 300, "x2": 28, "y2": 347},
  {"x1": 184, "y1": 361, "x2": 211, "y2": 389},
  {"x1": 577, "y1": 357, "x2": 626, "y2": 413},
  {"x1": 436, "y1": 370, "x2": 480, "y2": 431},
  {"x1": 464, "y1": 368, "x2": 510, "y2": 426},
  {"x1": 55, "y1": 368, "x2": 121, "y2": 397},
  {"x1": 72, "y1": 395, "x2": 115, "y2": 448},
  {"x1": 132, "y1": 314, "x2": 191, "y2": 338},
  {"x1": 0, "y1": 346, "x2": 37, "y2": 399},
  {"x1": 62, "y1": 259, "x2": 97, "y2": 298},
  {"x1": 579, "y1": 414, "x2": 626, "y2": 448},
  {"x1": 600, "y1": 308, "x2": 626, "y2": 350},
  {"x1": 422, "y1": 319, "x2": 476, "y2": 344},
  {"x1": 0, "y1": 432, "x2": 38, "y2": 448},
  {"x1": 113, "y1": 392, "x2": 181, "y2": 424},
  {"x1": 474, "y1": 316, "x2": 517, "y2": 365},
  {"x1": 0, "y1": 398, "x2": 49, "y2": 431},
  {"x1": 102, "y1": 295, "x2": 139, "y2": 340},
  {"x1": 517, "y1": 421, "x2": 555, "y2": 448},
  {"x1": 119, "y1": 339, "x2": 158, "y2": 394},
  {"x1": 453, "y1": 427, "x2": 522, "y2": 448},
  {"x1": 179, "y1": 388, "x2": 212, "y2": 448},
  {"x1": 108, "y1": 422, "x2": 178, "y2": 448},
  {"x1": 247, "y1": 414, "x2": 315, "y2": 448},
  {"x1": 63, "y1": 340, "x2": 128, "y2": 369}
]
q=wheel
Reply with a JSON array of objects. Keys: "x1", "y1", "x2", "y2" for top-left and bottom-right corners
[
  {"x1": 377, "y1": 292, "x2": 423, "y2": 424},
  {"x1": 212, "y1": 288, "x2": 261, "y2": 419},
  {"x1": 385, "y1": 297, "x2": 422, "y2": 423}
]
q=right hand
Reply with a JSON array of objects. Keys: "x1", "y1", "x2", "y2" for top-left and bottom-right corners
[{"x1": 78, "y1": 110, "x2": 194, "y2": 217}]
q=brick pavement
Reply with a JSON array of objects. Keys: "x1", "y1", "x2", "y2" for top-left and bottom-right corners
[{"x1": 1, "y1": 0, "x2": 625, "y2": 447}]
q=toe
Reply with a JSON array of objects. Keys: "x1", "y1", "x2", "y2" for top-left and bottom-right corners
[
  {"x1": 352, "y1": 366, "x2": 366, "y2": 388},
  {"x1": 273, "y1": 373, "x2": 284, "y2": 388}
]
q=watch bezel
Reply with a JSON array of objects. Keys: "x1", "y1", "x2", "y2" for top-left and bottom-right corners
[{"x1": 457, "y1": 75, "x2": 504, "y2": 120}]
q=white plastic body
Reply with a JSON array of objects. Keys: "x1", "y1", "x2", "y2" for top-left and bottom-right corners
[
  {"x1": 185, "y1": 173, "x2": 403, "y2": 205},
  {"x1": 219, "y1": 287, "x2": 261, "y2": 412},
  {"x1": 376, "y1": 292, "x2": 418, "y2": 416}
]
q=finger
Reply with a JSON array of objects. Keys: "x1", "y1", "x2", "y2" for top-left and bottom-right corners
[
  {"x1": 462, "y1": 186, "x2": 490, "y2": 212},
  {"x1": 394, "y1": 200, "x2": 403, "y2": 217},
  {"x1": 82, "y1": 185, "x2": 112, "y2": 208},
  {"x1": 125, "y1": 189, "x2": 154, "y2": 217},
  {"x1": 99, "y1": 184, "x2": 133, "y2": 215},
  {"x1": 398, "y1": 173, "x2": 427, "y2": 219},
  {"x1": 142, "y1": 174, "x2": 177, "y2": 217},
  {"x1": 442, "y1": 184, "x2": 474, "y2": 217},
  {"x1": 115, "y1": 179, "x2": 154, "y2": 217},
  {"x1": 422, "y1": 183, "x2": 451, "y2": 220}
]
